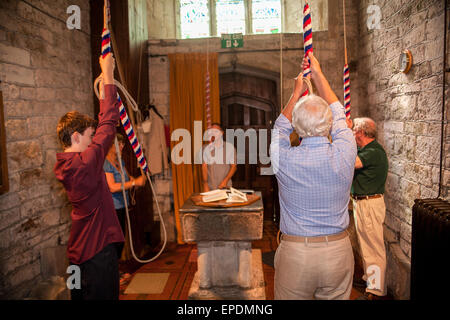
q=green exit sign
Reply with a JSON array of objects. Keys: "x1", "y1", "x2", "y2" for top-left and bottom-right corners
[{"x1": 221, "y1": 33, "x2": 243, "y2": 49}]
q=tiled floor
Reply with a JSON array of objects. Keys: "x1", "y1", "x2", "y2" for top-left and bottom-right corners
[{"x1": 118, "y1": 220, "x2": 391, "y2": 300}]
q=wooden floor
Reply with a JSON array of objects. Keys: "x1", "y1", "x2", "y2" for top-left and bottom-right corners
[{"x1": 118, "y1": 220, "x2": 387, "y2": 300}]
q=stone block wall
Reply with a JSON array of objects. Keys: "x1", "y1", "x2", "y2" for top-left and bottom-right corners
[
  {"x1": 146, "y1": 0, "x2": 176, "y2": 40},
  {"x1": 356, "y1": 0, "x2": 449, "y2": 299},
  {"x1": 0, "y1": 0, "x2": 92, "y2": 299},
  {"x1": 151, "y1": 172, "x2": 176, "y2": 243}
]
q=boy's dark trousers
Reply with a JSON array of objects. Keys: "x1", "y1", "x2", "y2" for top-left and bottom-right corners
[{"x1": 70, "y1": 243, "x2": 120, "y2": 300}]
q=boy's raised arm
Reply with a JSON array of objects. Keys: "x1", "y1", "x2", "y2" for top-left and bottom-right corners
[{"x1": 81, "y1": 54, "x2": 119, "y2": 169}]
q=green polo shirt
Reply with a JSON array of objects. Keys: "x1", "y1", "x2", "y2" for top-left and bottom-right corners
[{"x1": 351, "y1": 140, "x2": 388, "y2": 196}]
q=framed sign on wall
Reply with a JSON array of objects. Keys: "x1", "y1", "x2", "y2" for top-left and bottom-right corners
[{"x1": 0, "y1": 91, "x2": 9, "y2": 194}]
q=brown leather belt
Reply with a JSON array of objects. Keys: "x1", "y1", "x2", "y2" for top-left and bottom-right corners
[
  {"x1": 351, "y1": 194, "x2": 383, "y2": 200},
  {"x1": 281, "y1": 230, "x2": 348, "y2": 243}
]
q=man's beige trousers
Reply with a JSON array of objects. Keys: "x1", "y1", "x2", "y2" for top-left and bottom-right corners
[
  {"x1": 352, "y1": 196, "x2": 387, "y2": 296},
  {"x1": 274, "y1": 236, "x2": 354, "y2": 300}
]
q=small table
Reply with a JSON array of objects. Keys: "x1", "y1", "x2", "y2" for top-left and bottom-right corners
[{"x1": 179, "y1": 191, "x2": 265, "y2": 299}]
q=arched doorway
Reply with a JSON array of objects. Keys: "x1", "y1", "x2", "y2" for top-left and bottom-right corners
[{"x1": 219, "y1": 65, "x2": 280, "y2": 221}]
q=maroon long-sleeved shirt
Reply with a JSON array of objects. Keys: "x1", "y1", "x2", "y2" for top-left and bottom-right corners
[{"x1": 54, "y1": 84, "x2": 124, "y2": 265}]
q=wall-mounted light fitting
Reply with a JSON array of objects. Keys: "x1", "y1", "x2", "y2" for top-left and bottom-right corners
[{"x1": 399, "y1": 49, "x2": 413, "y2": 74}]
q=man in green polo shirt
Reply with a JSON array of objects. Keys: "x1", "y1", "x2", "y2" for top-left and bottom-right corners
[{"x1": 351, "y1": 117, "x2": 388, "y2": 300}]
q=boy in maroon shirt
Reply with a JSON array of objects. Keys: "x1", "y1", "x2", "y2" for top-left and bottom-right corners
[{"x1": 54, "y1": 54, "x2": 124, "y2": 300}]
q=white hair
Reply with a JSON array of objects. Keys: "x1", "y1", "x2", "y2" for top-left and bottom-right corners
[
  {"x1": 353, "y1": 117, "x2": 377, "y2": 138},
  {"x1": 291, "y1": 94, "x2": 332, "y2": 137}
]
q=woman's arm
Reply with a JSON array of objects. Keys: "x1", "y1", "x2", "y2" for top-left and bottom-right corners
[{"x1": 105, "y1": 172, "x2": 136, "y2": 193}]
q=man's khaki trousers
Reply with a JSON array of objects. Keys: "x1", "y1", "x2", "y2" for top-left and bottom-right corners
[
  {"x1": 352, "y1": 196, "x2": 387, "y2": 296},
  {"x1": 274, "y1": 235, "x2": 354, "y2": 300}
]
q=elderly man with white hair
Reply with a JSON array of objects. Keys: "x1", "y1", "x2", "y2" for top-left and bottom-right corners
[{"x1": 270, "y1": 52, "x2": 357, "y2": 300}]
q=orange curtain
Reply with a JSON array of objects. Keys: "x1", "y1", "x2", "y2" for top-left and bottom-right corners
[{"x1": 169, "y1": 53, "x2": 220, "y2": 244}]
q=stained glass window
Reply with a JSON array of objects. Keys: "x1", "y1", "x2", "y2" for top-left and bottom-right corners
[
  {"x1": 180, "y1": 0, "x2": 210, "y2": 39},
  {"x1": 179, "y1": 0, "x2": 302, "y2": 39},
  {"x1": 216, "y1": 0, "x2": 246, "y2": 35},
  {"x1": 252, "y1": 0, "x2": 281, "y2": 34}
]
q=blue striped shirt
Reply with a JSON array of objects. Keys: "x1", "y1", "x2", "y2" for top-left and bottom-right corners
[{"x1": 270, "y1": 101, "x2": 357, "y2": 237}]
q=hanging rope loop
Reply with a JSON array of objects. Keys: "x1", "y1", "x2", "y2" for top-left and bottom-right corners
[{"x1": 303, "y1": 76, "x2": 313, "y2": 96}]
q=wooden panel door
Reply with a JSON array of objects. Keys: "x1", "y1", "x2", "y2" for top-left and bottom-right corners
[{"x1": 220, "y1": 72, "x2": 279, "y2": 221}]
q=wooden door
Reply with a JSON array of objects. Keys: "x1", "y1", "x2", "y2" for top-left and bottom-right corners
[{"x1": 220, "y1": 72, "x2": 279, "y2": 221}]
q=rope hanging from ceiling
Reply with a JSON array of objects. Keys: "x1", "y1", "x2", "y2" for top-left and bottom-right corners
[
  {"x1": 205, "y1": 38, "x2": 212, "y2": 129},
  {"x1": 343, "y1": 0, "x2": 351, "y2": 119},
  {"x1": 100, "y1": 20, "x2": 149, "y2": 173},
  {"x1": 301, "y1": 0, "x2": 313, "y2": 97}
]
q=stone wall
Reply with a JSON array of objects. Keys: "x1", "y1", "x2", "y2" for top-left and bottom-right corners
[
  {"x1": 356, "y1": 0, "x2": 449, "y2": 299},
  {"x1": 0, "y1": 0, "x2": 92, "y2": 299},
  {"x1": 147, "y1": 0, "x2": 361, "y2": 246},
  {"x1": 146, "y1": 0, "x2": 176, "y2": 40}
]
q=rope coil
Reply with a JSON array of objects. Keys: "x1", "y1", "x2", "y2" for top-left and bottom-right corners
[{"x1": 303, "y1": 76, "x2": 313, "y2": 96}]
